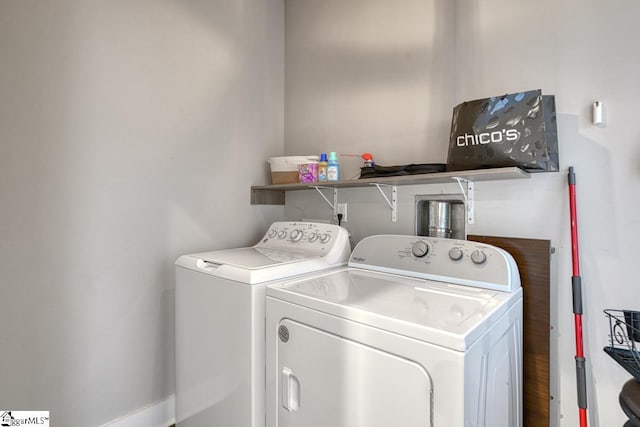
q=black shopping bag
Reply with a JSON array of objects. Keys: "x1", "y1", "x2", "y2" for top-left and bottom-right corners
[{"x1": 446, "y1": 89, "x2": 558, "y2": 172}]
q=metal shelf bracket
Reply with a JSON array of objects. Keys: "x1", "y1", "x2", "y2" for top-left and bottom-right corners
[
  {"x1": 453, "y1": 177, "x2": 474, "y2": 224},
  {"x1": 311, "y1": 186, "x2": 338, "y2": 218},
  {"x1": 370, "y1": 183, "x2": 397, "y2": 222}
]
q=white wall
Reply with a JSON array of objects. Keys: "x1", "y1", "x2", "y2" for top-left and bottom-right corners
[
  {"x1": 284, "y1": 0, "x2": 640, "y2": 426},
  {"x1": 0, "y1": 1, "x2": 283, "y2": 426},
  {"x1": 285, "y1": 0, "x2": 456, "y2": 178}
]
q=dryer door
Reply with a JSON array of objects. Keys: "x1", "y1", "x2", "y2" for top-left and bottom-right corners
[{"x1": 275, "y1": 319, "x2": 433, "y2": 427}]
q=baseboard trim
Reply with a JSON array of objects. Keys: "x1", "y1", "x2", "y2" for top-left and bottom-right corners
[{"x1": 101, "y1": 395, "x2": 175, "y2": 427}]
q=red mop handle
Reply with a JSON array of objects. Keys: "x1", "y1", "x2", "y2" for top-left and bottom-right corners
[
  {"x1": 568, "y1": 167, "x2": 588, "y2": 427},
  {"x1": 569, "y1": 169, "x2": 584, "y2": 356},
  {"x1": 569, "y1": 182, "x2": 580, "y2": 276}
]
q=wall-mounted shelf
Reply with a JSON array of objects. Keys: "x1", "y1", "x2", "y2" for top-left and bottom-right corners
[{"x1": 250, "y1": 167, "x2": 530, "y2": 205}]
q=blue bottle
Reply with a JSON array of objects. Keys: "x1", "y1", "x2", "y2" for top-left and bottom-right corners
[
  {"x1": 327, "y1": 152, "x2": 340, "y2": 181},
  {"x1": 318, "y1": 153, "x2": 328, "y2": 182}
]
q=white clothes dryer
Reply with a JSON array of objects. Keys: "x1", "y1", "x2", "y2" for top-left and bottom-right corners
[
  {"x1": 175, "y1": 221, "x2": 350, "y2": 427},
  {"x1": 266, "y1": 234, "x2": 523, "y2": 427}
]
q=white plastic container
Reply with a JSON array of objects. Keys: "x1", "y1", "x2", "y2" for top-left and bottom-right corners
[{"x1": 268, "y1": 156, "x2": 319, "y2": 184}]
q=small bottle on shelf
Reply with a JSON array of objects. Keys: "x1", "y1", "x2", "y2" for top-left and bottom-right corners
[
  {"x1": 327, "y1": 152, "x2": 340, "y2": 181},
  {"x1": 362, "y1": 153, "x2": 375, "y2": 168},
  {"x1": 318, "y1": 153, "x2": 328, "y2": 182}
]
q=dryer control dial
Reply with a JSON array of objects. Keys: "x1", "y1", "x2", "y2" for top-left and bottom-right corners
[
  {"x1": 308, "y1": 232, "x2": 318, "y2": 242},
  {"x1": 267, "y1": 229, "x2": 277, "y2": 238},
  {"x1": 411, "y1": 241, "x2": 429, "y2": 258},
  {"x1": 319, "y1": 233, "x2": 331, "y2": 244},
  {"x1": 277, "y1": 230, "x2": 287, "y2": 239},
  {"x1": 448, "y1": 247, "x2": 463, "y2": 261},
  {"x1": 471, "y1": 250, "x2": 487, "y2": 265}
]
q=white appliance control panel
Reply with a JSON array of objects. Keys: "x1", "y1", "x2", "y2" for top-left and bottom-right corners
[
  {"x1": 349, "y1": 235, "x2": 520, "y2": 292},
  {"x1": 256, "y1": 222, "x2": 349, "y2": 257}
]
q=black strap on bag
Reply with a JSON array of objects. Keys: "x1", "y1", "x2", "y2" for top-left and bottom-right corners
[{"x1": 359, "y1": 163, "x2": 446, "y2": 179}]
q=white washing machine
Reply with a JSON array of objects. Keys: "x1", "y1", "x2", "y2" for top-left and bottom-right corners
[
  {"x1": 266, "y1": 234, "x2": 523, "y2": 427},
  {"x1": 175, "y1": 221, "x2": 351, "y2": 427}
]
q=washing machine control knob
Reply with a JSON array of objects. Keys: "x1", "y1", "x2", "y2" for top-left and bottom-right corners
[
  {"x1": 411, "y1": 241, "x2": 429, "y2": 258},
  {"x1": 308, "y1": 232, "x2": 318, "y2": 242},
  {"x1": 448, "y1": 247, "x2": 463, "y2": 261},
  {"x1": 290, "y1": 229, "x2": 303, "y2": 242},
  {"x1": 268, "y1": 229, "x2": 277, "y2": 238},
  {"x1": 277, "y1": 230, "x2": 287, "y2": 239},
  {"x1": 319, "y1": 233, "x2": 331, "y2": 244},
  {"x1": 471, "y1": 250, "x2": 487, "y2": 265}
]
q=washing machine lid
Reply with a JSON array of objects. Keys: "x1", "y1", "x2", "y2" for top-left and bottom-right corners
[
  {"x1": 175, "y1": 221, "x2": 352, "y2": 285},
  {"x1": 176, "y1": 249, "x2": 338, "y2": 285},
  {"x1": 198, "y1": 247, "x2": 318, "y2": 269},
  {"x1": 267, "y1": 268, "x2": 522, "y2": 351}
]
